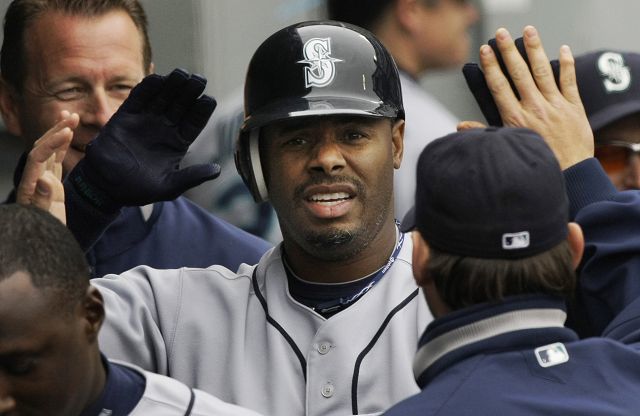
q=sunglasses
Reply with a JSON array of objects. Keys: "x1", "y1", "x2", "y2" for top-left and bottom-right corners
[{"x1": 595, "y1": 141, "x2": 640, "y2": 174}]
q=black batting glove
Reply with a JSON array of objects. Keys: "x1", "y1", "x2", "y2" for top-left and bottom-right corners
[
  {"x1": 463, "y1": 37, "x2": 560, "y2": 126},
  {"x1": 67, "y1": 68, "x2": 220, "y2": 212}
]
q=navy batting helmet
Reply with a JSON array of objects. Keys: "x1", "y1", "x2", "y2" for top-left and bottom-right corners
[{"x1": 235, "y1": 20, "x2": 404, "y2": 202}]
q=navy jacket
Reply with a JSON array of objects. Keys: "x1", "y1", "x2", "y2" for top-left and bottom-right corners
[
  {"x1": 84, "y1": 199, "x2": 272, "y2": 277},
  {"x1": 9, "y1": 155, "x2": 272, "y2": 277},
  {"x1": 385, "y1": 158, "x2": 640, "y2": 416}
]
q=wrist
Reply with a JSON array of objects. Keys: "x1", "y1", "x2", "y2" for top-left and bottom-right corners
[{"x1": 66, "y1": 165, "x2": 122, "y2": 214}]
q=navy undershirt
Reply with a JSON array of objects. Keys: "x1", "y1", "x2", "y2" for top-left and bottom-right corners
[
  {"x1": 283, "y1": 253, "x2": 380, "y2": 318},
  {"x1": 79, "y1": 355, "x2": 146, "y2": 416}
]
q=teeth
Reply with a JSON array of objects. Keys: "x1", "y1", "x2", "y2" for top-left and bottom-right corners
[{"x1": 310, "y1": 192, "x2": 349, "y2": 202}]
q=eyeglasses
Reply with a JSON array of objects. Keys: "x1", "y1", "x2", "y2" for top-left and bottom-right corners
[{"x1": 595, "y1": 141, "x2": 640, "y2": 174}]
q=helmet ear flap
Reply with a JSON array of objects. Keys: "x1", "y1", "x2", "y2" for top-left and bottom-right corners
[{"x1": 235, "y1": 129, "x2": 269, "y2": 203}]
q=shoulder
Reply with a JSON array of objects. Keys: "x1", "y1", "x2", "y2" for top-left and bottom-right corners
[{"x1": 160, "y1": 197, "x2": 272, "y2": 247}]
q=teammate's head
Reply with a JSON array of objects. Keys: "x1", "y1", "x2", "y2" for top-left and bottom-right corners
[
  {"x1": 401, "y1": 128, "x2": 583, "y2": 317},
  {"x1": 0, "y1": 205, "x2": 105, "y2": 415},
  {"x1": 327, "y1": 0, "x2": 479, "y2": 76},
  {"x1": 575, "y1": 50, "x2": 640, "y2": 190},
  {"x1": 0, "y1": 0, "x2": 153, "y2": 173},
  {"x1": 236, "y1": 21, "x2": 404, "y2": 266}
]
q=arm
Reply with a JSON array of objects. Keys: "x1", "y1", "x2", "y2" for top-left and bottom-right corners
[{"x1": 65, "y1": 69, "x2": 220, "y2": 250}]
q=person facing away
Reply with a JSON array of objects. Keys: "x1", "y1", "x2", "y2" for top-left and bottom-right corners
[
  {"x1": 574, "y1": 50, "x2": 640, "y2": 191},
  {"x1": 386, "y1": 24, "x2": 640, "y2": 416},
  {"x1": 0, "y1": 204, "x2": 263, "y2": 416},
  {"x1": 0, "y1": 0, "x2": 271, "y2": 277},
  {"x1": 385, "y1": 126, "x2": 640, "y2": 416},
  {"x1": 90, "y1": 21, "x2": 433, "y2": 416},
  {"x1": 327, "y1": 0, "x2": 479, "y2": 217}
]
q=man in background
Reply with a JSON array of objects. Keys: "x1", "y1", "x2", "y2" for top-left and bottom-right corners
[
  {"x1": 0, "y1": 0, "x2": 270, "y2": 277},
  {"x1": 575, "y1": 50, "x2": 640, "y2": 191}
]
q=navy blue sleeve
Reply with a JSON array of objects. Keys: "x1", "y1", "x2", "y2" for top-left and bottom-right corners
[
  {"x1": 563, "y1": 158, "x2": 617, "y2": 220},
  {"x1": 64, "y1": 177, "x2": 121, "y2": 252},
  {"x1": 564, "y1": 158, "x2": 640, "y2": 341}
]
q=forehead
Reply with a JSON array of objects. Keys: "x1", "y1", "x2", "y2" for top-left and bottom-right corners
[
  {"x1": 263, "y1": 115, "x2": 390, "y2": 134},
  {"x1": 0, "y1": 272, "x2": 64, "y2": 353},
  {"x1": 22, "y1": 9, "x2": 145, "y2": 80}
]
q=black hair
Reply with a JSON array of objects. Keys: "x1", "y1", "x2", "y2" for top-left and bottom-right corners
[{"x1": 0, "y1": 205, "x2": 90, "y2": 312}]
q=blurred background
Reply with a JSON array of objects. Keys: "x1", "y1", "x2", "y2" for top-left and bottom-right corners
[{"x1": 1, "y1": 0, "x2": 639, "y2": 197}]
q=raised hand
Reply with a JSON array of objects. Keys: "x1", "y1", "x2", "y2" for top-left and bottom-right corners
[
  {"x1": 67, "y1": 68, "x2": 221, "y2": 211},
  {"x1": 467, "y1": 26, "x2": 594, "y2": 169},
  {"x1": 17, "y1": 111, "x2": 79, "y2": 224}
]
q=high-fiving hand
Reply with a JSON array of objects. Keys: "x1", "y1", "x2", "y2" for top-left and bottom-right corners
[{"x1": 67, "y1": 68, "x2": 220, "y2": 211}]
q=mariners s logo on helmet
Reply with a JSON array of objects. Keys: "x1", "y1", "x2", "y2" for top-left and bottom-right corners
[
  {"x1": 298, "y1": 38, "x2": 343, "y2": 88},
  {"x1": 598, "y1": 52, "x2": 632, "y2": 93}
]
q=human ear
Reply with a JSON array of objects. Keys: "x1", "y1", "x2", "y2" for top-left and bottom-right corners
[
  {"x1": 411, "y1": 231, "x2": 430, "y2": 287},
  {"x1": 392, "y1": 119, "x2": 405, "y2": 169},
  {"x1": 567, "y1": 222, "x2": 584, "y2": 269},
  {"x1": 0, "y1": 79, "x2": 23, "y2": 137},
  {"x1": 82, "y1": 286, "x2": 105, "y2": 342}
]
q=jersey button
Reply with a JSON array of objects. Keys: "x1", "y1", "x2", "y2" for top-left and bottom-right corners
[
  {"x1": 321, "y1": 383, "x2": 335, "y2": 398},
  {"x1": 318, "y1": 343, "x2": 331, "y2": 355}
]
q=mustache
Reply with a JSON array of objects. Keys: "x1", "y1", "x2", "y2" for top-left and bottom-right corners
[{"x1": 293, "y1": 175, "x2": 365, "y2": 199}]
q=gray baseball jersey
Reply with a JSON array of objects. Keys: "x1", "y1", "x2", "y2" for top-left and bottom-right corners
[
  {"x1": 95, "y1": 236, "x2": 432, "y2": 416},
  {"x1": 115, "y1": 361, "x2": 262, "y2": 415}
]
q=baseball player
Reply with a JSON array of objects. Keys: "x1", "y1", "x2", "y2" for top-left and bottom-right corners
[
  {"x1": 80, "y1": 21, "x2": 433, "y2": 416},
  {"x1": 0, "y1": 204, "x2": 262, "y2": 416},
  {"x1": 573, "y1": 50, "x2": 640, "y2": 191}
]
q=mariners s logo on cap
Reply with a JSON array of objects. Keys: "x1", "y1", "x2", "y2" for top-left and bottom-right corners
[
  {"x1": 598, "y1": 52, "x2": 631, "y2": 93},
  {"x1": 298, "y1": 38, "x2": 343, "y2": 88}
]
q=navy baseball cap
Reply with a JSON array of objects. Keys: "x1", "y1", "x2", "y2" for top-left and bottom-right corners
[
  {"x1": 400, "y1": 127, "x2": 569, "y2": 259},
  {"x1": 575, "y1": 50, "x2": 640, "y2": 132}
]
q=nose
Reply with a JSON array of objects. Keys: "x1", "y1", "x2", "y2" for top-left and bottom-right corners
[
  {"x1": 80, "y1": 89, "x2": 119, "y2": 129},
  {"x1": 309, "y1": 136, "x2": 346, "y2": 175},
  {"x1": 624, "y1": 154, "x2": 640, "y2": 190}
]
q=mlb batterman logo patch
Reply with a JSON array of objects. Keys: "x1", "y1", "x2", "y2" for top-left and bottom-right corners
[
  {"x1": 502, "y1": 231, "x2": 530, "y2": 250},
  {"x1": 298, "y1": 38, "x2": 343, "y2": 88},
  {"x1": 534, "y1": 342, "x2": 569, "y2": 368}
]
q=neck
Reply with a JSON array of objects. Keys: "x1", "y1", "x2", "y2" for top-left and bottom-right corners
[
  {"x1": 82, "y1": 349, "x2": 108, "y2": 413},
  {"x1": 282, "y1": 219, "x2": 398, "y2": 284},
  {"x1": 375, "y1": 19, "x2": 425, "y2": 79}
]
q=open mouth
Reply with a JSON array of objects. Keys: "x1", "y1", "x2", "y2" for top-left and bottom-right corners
[{"x1": 308, "y1": 192, "x2": 352, "y2": 206}]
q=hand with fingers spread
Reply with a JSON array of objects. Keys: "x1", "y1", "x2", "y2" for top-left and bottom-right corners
[
  {"x1": 16, "y1": 111, "x2": 80, "y2": 224},
  {"x1": 66, "y1": 68, "x2": 221, "y2": 212},
  {"x1": 467, "y1": 26, "x2": 594, "y2": 169}
]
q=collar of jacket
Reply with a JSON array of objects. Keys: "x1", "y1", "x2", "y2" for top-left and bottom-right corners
[{"x1": 413, "y1": 294, "x2": 579, "y2": 387}]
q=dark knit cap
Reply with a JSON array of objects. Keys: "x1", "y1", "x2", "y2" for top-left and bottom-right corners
[{"x1": 401, "y1": 127, "x2": 568, "y2": 259}]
